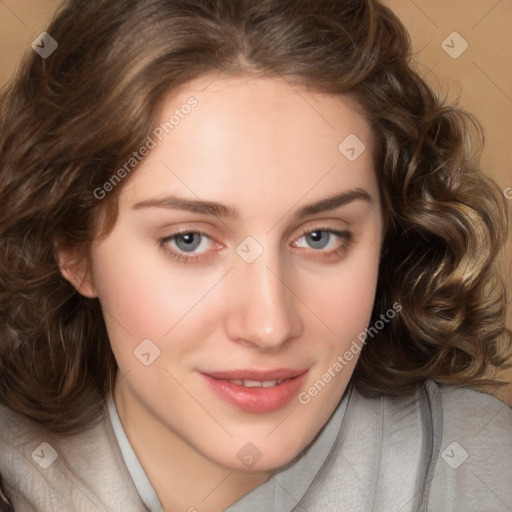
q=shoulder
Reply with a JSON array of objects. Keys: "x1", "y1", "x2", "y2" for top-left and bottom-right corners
[
  {"x1": 298, "y1": 380, "x2": 511, "y2": 512},
  {"x1": 426, "y1": 382, "x2": 512, "y2": 512},
  {"x1": 0, "y1": 402, "x2": 146, "y2": 511},
  {"x1": 435, "y1": 382, "x2": 512, "y2": 436},
  {"x1": 299, "y1": 381, "x2": 439, "y2": 512}
]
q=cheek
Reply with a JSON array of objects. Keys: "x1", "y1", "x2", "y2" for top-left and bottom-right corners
[
  {"x1": 314, "y1": 244, "x2": 381, "y2": 346},
  {"x1": 90, "y1": 239, "x2": 168, "y2": 318},
  {"x1": 89, "y1": 239, "x2": 224, "y2": 364},
  {"x1": 296, "y1": 248, "x2": 381, "y2": 428},
  {"x1": 88, "y1": 242, "x2": 180, "y2": 353}
]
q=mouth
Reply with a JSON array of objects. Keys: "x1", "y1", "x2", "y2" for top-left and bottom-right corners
[
  {"x1": 219, "y1": 378, "x2": 288, "y2": 388},
  {"x1": 200, "y1": 368, "x2": 309, "y2": 413}
]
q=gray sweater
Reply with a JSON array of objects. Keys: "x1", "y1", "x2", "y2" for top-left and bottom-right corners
[{"x1": 0, "y1": 380, "x2": 511, "y2": 511}]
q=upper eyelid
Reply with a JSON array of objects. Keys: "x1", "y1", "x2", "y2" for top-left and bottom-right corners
[
  {"x1": 160, "y1": 228, "x2": 352, "y2": 265},
  {"x1": 166, "y1": 225, "x2": 346, "y2": 237},
  {"x1": 164, "y1": 226, "x2": 349, "y2": 248},
  {"x1": 152, "y1": 206, "x2": 356, "y2": 240}
]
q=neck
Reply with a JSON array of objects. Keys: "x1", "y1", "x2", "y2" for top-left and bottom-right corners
[{"x1": 114, "y1": 383, "x2": 270, "y2": 512}]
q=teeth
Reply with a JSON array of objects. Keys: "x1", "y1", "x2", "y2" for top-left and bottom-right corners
[
  {"x1": 243, "y1": 379, "x2": 266, "y2": 387},
  {"x1": 228, "y1": 378, "x2": 287, "y2": 387}
]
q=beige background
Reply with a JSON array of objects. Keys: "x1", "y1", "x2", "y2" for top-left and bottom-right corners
[{"x1": 0, "y1": 0, "x2": 511, "y2": 402}]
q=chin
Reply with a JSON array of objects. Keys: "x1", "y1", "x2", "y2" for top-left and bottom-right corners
[{"x1": 209, "y1": 435, "x2": 310, "y2": 473}]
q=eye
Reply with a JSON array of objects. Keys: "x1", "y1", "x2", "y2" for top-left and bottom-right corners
[
  {"x1": 173, "y1": 232, "x2": 206, "y2": 252},
  {"x1": 159, "y1": 230, "x2": 217, "y2": 263},
  {"x1": 292, "y1": 227, "x2": 353, "y2": 261},
  {"x1": 297, "y1": 230, "x2": 335, "y2": 250},
  {"x1": 159, "y1": 226, "x2": 353, "y2": 264}
]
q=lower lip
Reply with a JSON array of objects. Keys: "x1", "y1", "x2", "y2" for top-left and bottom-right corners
[{"x1": 201, "y1": 371, "x2": 309, "y2": 413}]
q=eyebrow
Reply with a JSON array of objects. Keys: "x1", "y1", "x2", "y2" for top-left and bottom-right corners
[{"x1": 131, "y1": 187, "x2": 372, "y2": 219}]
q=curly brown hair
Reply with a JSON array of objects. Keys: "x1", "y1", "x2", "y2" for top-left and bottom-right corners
[{"x1": 0, "y1": 0, "x2": 510, "y2": 435}]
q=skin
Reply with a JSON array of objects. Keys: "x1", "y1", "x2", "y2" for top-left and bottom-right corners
[{"x1": 60, "y1": 74, "x2": 384, "y2": 511}]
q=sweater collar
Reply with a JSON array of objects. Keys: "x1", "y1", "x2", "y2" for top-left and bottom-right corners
[{"x1": 107, "y1": 387, "x2": 352, "y2": 512}]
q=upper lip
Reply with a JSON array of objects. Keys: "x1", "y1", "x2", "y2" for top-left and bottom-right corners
[{"x1": 202, "y1": 368, "x2": 309, "y2": 381}]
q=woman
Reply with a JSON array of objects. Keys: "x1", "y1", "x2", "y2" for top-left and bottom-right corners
[{"x1": 0, "y1": 0, "x2": 511, "y2": 510}]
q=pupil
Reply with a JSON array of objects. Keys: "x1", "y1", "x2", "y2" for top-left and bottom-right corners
[
  {"x1": 307, "y1": 230, "x2": 329, "y2": 249},
  {"x1": 176, "y1": 233, "x2": 201, "y2": 252}
]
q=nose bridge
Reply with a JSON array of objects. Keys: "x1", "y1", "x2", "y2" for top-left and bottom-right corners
[{"x1": 227, "y1": 245, "x2": 302, "y2": 350}]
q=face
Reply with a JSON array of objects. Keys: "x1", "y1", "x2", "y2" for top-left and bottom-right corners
[{"x1": 69, "y1": 74, "x2": 383, "y2": 472}]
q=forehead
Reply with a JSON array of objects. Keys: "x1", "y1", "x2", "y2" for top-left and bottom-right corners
[{"x1": 119, "y1": 74, "x2": 377, "y2": 213}]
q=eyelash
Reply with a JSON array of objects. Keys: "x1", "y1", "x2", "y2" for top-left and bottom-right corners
[{"x1": 158, "y1": 226, "x2": 353, "y2": 264}]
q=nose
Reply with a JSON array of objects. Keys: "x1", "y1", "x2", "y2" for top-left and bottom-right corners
[{"x1": 225, "y1": 250, "x2": 303, "y2": 352}]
